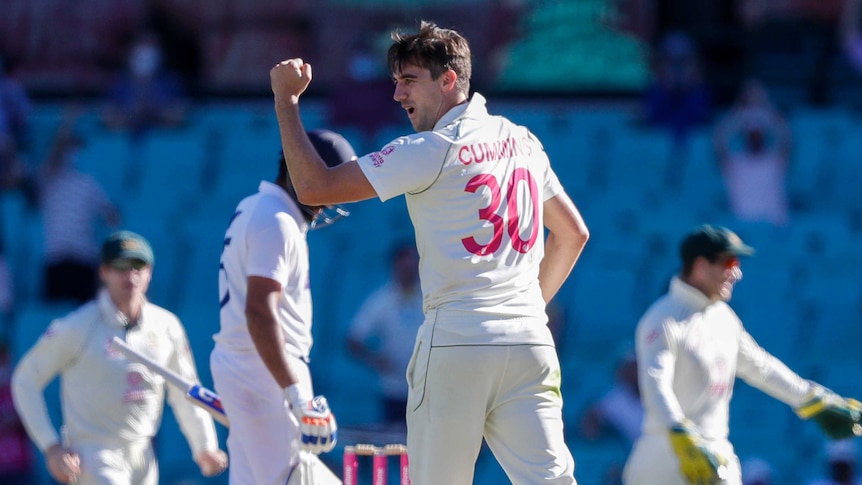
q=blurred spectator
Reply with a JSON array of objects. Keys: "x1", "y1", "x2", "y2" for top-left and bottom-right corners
[
  {"x1": 0, "y1": 54, "x2": 31, "y2": 157},
  {"x1": 101, "y1": 30, "x2": 188, "y2": 191},
  {"x1": 713, "y1": 79, "x2": 791, "y2": 227},
  {"x1": 0, "y1": 252, "x2": 12, "y2": 331},
  {"x1": 0, "y1": 136, "x2": 17, "y2": 193},
  {"x1": 0, "y1": 54, "x2": 32, "y2": 206},
  {"x1": 101, "y1": 30, "x2": 188, "y2": 137},
  {"x1": 578, "y1": 346, "x2": 643, "y2": 448},
  {"x1": 0, "y1": 339, "x2": 34, "y2": 484},
  {"x1": 742, "y1": 457, "x2": 775, "y2": 485},
  {"x1": 806, "y1": 439, "x2": 862, "y2": 485},
  {"x1": 37, "y1": 119, "x2": 121, "y2": 304},
  {"x1": 841, "y1": 0, "x2": 862, "y2": 77},
  {"x1": 143, "y1": 0, "x2": 203, "y2": 96},
  {"x1": 643, "y1": 31, "x2": 712, "y2": 144},
  {"x1": 346, "y1": 241, "x2": 422, "y2": 428}
]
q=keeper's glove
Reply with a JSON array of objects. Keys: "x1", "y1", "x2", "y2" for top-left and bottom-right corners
[
  {"x1": 795, "y1": 383, "x2": 862, "y2": 440},
  {"x1": 286, "y1": 384, "x2": 338, "y2": 454},
  {"x1": 669, "y1": 421, "x2": 728, "y2": 485}
]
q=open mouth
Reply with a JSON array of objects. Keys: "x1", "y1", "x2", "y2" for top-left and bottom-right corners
[{"x1": 405, "y1": 106, "x2": 415, "y2": 115}]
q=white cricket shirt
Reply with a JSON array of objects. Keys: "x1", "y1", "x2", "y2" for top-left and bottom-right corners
[
  {"x1": 11, "y1": 290, "x2": 217, "y2": 454},
  {"x1": 636, "y1": 277, "x2": 811, "y2": 440},
  {"x1": 357, "y1": 93, "x2": 565, "y2": 346},
  {"x1": 215, "y1": 181, "x2": 313, "y2": 359}
]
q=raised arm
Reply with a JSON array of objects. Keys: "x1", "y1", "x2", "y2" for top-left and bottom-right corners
[{"x1": 270, "y1": 58, "x2": 377, "y2": 206}]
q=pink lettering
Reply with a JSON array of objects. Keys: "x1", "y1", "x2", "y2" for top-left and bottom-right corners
[
  {"x1": 471, "y1": 144, "x2": 486, "y2": 163},
  {"x1": 458, "y1": 146, "x2": 472, "y2": 165},
  {"x1": 458, "y1": 136, "x2": 539, "y2": 165}
]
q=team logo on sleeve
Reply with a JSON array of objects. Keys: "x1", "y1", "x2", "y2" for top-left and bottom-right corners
[{"x1": 371, "y1": 145, "x2": 396, "y2": 167}]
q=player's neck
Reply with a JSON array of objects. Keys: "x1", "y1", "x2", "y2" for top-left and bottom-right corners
[{"x1": 114, "y1": 297, "x2": 144, "y2": 325}]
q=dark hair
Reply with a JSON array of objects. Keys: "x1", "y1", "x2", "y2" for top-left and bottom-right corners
[{"x1": 388, "y1": 20, "x2": 472, "y2": 96}]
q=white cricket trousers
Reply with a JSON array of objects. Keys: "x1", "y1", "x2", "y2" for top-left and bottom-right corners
[
  {"x1": 623, "y1": 432, "x2": 742, "y2": 485},
  {"x1": 405, "y1": 325, "x2": 576, "y2": 485},
  {"x1": 72, "y1": 440, "x2": 157, "y2": 485},
  {"x1": 211, "y1": 348, "x2": 313, "y2": 485}
]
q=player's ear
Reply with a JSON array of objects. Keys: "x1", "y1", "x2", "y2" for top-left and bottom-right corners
[{"x1": 440, "y1": 69, "x2": 457, "y2": 92}]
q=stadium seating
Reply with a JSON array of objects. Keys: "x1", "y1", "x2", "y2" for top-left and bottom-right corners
[{"x1": 7, "y1": 99, "x2": 862, "y2": 483}]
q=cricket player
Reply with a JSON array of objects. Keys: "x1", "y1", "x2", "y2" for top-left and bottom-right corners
[
  {"x1": 11, "y1": 230, "x2": 227, "y2": 484},
  {"x1": 623, "y1": 224, "x2": 862, "y2": 485},
  {"x1": 211, "y1": 130, "x2": 356, "y2": 484},
  {"x1": 270, "y1": 21, "x2": 590, "y2": 485}
]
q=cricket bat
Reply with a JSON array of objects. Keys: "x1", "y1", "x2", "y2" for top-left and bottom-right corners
[{"x1": 111, "y1": 336, "x2": 229, "y2": 427}]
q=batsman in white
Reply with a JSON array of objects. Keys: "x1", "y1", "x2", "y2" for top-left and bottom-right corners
[
  {"x1": 270, "y1": 20, "x2": 590, "y2": 485},
  {"x1": 11, "y1": 230, "x2": 227, "y2": 484},
  {"x1": 211, "y1": 130, "x2": 355, "y2": 484},
  {"x1": 623, "y1": 224, "x2": 862, "y2": 485}
]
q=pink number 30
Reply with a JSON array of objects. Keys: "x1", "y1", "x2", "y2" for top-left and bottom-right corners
[{"x1": 461, "y1": 167, "x2": 539, "y2": 256}]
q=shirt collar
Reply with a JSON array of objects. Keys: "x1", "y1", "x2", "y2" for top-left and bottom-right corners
[
  {"x1": 669, "y1": 276, "x2": 713, "y2": 311},
  {"x1": 433, "y1": 92, "x2": 487, "y2": 130},
  {"x1": 98, "y1": 289, "x2": 147, "y2": 330}
]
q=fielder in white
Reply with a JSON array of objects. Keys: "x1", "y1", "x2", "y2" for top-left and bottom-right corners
[
  {"x1": 11, "y1": 230, "x2": 227, "y2": 485},
  {"x1": 211, "y1": 130, "x2": 355, "y2": 484},
  {"x1": 624, "y1": 224, "x2": 862, "y2": 485},
  {"x1": 270, "y1": 21, "x2": 590, "y2": 485}
]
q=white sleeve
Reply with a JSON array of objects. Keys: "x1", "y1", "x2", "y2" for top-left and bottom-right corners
[
  {"x1": 357, "y1": 135, "x2": 449, "y2": 202},
  {"x1": 246, "y1": 210, "x2": 293, "y2": 284},
  {"x1": 636, "y1": 316, "x2": 687, "y2": 427},
  {"x1": 11, "y1": 317, "x2": 88, "y2": 451},
  {"x1": 735, "y1": 329, "x2": 811, "y2": 407},
  {"x1": 163, "y1": 321, "x2": 218, "y2": 455}
]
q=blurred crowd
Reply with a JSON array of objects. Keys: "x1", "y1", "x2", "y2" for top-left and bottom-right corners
[{"x1": 1, "y1": 1, "x2": 862, "y2": 483}]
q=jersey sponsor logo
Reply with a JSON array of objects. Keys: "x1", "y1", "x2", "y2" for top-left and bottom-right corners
[
  {"x1": 458, "y1": 136, "x2": 533, "y2": 165},
  {"x1": 122, "y1": 369, "x2": 151, "y2": 402}
]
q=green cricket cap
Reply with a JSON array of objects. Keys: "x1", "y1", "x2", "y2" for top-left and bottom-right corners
[
  {"x1": 101, "y1": 230, "x2": 154, "y2": 266},
  {"x1": 680, "y1": 224, "x2": 754, "y2": 264}
]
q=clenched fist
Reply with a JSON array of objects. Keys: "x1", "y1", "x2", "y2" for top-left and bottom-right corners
[
  {"x1": 270, "y1": 58, "x2": 313, "y2": 101},
  {"x1": 45, "y1": 444, "x2": 81, "y2": 484},
  {"x1": 195, "y1": 449, "x2": 229, "y2": 477}
]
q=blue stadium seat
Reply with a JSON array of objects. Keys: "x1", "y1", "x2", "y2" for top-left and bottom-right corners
[
  {"x1": 1, "y1": 191, "x2": 43, "y2": 302},
  {"x1": 563, "y1": 259, "x2": 639, "y2": 360}
]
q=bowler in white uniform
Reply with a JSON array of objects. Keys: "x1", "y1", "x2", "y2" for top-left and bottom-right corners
[
  {"x1": 624, "y1": 224, "x2": 862, "y2": 485},
  {"x1": 270, "y1": 21, "x2": 590, "y2": 485},
  {"x1": 11, "y1": 230, "x2": 227, "y2": 485}
]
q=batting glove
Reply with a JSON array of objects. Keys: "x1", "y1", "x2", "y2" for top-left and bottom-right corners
[
  {"x1": 669, "y1": 421, "x2": 728, "y2": 485},
  {"x1": 795, "y1": 383, "x2": 862, "y2": 440},
  {"x1": 286, "y1": 384, "x2": 338, "y2": 454}
]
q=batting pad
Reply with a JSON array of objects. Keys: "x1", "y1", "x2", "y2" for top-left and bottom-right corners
[{"x1": 287, "y1": 451, "x2": 343, "y2": 485}]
